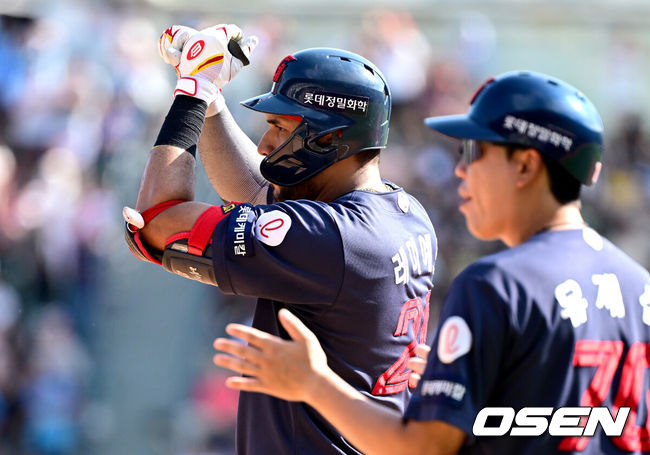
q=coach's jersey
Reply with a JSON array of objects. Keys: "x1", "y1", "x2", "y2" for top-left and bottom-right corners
[
  {"x1": 211, "y1": 182, "x2": 436, "y2": 455},
  {"x1": 405, "y1": 228, "x2": 650, "y2": 454}
]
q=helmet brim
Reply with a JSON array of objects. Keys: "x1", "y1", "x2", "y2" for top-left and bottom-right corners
[
  {"x1": 424, "y1": 114, "x2": 505, "y2": 142},
  {"x1": 241, "y1": 92, "x2": 338, "y2": 125}
]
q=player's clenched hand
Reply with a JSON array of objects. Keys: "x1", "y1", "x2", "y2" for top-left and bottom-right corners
[
  {"x1": 158, "y1": 25, "x2": 197, "y2": 76},
  {"x1": 159, "y1": 24, "x2": 257, "y2": 83},
  {"x1": 407, "y1": 343, "x2": 431, "y2": 389},
  {"x1": 173, "y1": 24, "x2": 258, "y2": 111},
  {"x1": 177, "y1": 24, "x2": 258, "y2": 88},
  {"x1": 213, "y1": 309, "x2": 329, "y2": 403}
]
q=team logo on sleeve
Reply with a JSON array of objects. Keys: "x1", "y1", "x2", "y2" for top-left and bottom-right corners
[
  {"x1": 437, "y1": 316, "x2": 472, "y2": 364},
  {"x1": 255, "y1": 211, "x2": 292, "y2": 247}
]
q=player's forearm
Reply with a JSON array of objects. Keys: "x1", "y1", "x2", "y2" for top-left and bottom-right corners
[
  {"x1": 307, "y1": 371, "x2": 433, "y2": 455},
  {"x1": 135, "y1": 146, "x2": 195, "y2": 211},
  {"x1": 136, "y1": 96, "x2": 206, "y2": 211},
  {"x1": 199, "y1": 107, "x2": 269, "y2": 204}
]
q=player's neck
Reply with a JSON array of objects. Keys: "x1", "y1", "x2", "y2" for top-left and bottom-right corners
[
  {"x1": 503, "y1": 198, "x2": 585, "y2": 247},
  {"x1": 312, "y1": 157, "x2": 383, "y2": 202},
  {"x1": 350, "y1": 158, "x2": 384, "y2": 192}
]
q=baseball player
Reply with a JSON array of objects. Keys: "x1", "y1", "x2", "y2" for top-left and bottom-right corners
[
  {"x1": 213, "y1": 71, "x2": 650, "y2": 454},
  {"x1": 126, "y1": 25, "x2": 437, "y2": 454}
]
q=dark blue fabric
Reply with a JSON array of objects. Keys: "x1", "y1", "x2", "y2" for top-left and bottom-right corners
[
  {"x1": 406, "y1": 228, "x2": 650, "y2": 454},
  {"x1": 212, "y1": 182, "x2": 437, "y2": 454}
]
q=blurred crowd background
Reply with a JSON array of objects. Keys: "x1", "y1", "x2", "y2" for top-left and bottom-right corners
[{"x1": 0, "y1": 0, "x2": 648, "y2": 453}]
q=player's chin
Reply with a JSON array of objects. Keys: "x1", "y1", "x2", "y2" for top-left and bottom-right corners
[
  {"x1": 466, "y1": 221, "x2": 500, "y2": 242},
  {"x1": 462, "y1": 213, "x2": 495, "y2": 241}
]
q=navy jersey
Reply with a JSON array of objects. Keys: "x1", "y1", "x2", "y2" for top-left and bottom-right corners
[
  {"x1": 211, "y1": 182, "x2": 437, "y2": 454},
  {"x1": 405, "y1": 228, "x2": 650, "y2": 454}
]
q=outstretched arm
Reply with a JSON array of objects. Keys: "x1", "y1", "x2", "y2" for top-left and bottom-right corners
[{"x1": 213, "y1": 309, "x2": 466, "y2": 455}]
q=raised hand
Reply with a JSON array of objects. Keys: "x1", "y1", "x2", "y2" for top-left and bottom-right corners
[
  {"x1": 213, "y1": 309, "x2": 329, "y2": 403},
  {"x1": 159, "y1": 24, "x2": 258, "y2": 114},
  {"x1": 158, "y1": 25, "x2": 197, "y2": 76}
]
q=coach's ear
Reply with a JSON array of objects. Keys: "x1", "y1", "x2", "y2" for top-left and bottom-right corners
[{"x1": 512, "y1": 148, "x2": 544, "y2": 189}]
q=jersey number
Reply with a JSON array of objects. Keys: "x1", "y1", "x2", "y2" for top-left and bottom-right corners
[
  {"x1": 559, "y1": 340, "x2": 650, "y2": 452},
  {"x1": 372, "y1": 291, "x2": 431, "y2": 395}
]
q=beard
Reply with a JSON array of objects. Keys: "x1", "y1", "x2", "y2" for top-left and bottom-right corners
[{"x1": 272, "y1": 179, "x2": 321, "y2": 202}]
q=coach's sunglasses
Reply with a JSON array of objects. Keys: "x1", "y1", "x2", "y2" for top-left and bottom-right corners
[
  {"x1": 459, "y1": 139, "x2": 521, "y2": 165},
  {"x1": 458, "y1": 139, "x2": 484, "y2": 165}
]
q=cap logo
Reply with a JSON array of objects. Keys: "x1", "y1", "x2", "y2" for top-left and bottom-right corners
[
  {"x1": 503, "y1": 115, "x2": 574, "y2": 152},
  {"x1": 273, "y1": 55, "x2": 296, "y2": 82}
]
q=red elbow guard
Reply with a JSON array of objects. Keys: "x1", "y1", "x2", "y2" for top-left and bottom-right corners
[{"x1": 123, "y1": 200, "x2": 185, "y2": 265}]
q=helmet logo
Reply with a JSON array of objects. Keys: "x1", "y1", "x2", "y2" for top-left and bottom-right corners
[
  {"x1": 273, "y1": 55, "x2": 296, "y2": 82},
  {"x1": 301, "y1": 90, "x2": 369, "y2": 116},
  {"x1": 188, "y1": 40, "x2": 205, "y2": 60},
  {"x1": 469, "y1": 77, "x2": 495, "y2": 105}
]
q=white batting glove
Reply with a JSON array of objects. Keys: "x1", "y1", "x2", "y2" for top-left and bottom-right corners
[
  {"x1": 158, "y1": 25, "x2": 197, "y2": 74},
  {"x1": 182, "y1": 24, "x2": 258, "y2": 89},
  {"x1": 175, "y1": 24, "x2": 258, "y2": 115},
  {"x1": 159, "y1": 25, "x2": 225, "y2": 113}
]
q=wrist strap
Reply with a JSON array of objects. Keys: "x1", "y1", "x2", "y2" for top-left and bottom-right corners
[{"x1": 174, "y1": 76, "x2": 219, "y2": 105}]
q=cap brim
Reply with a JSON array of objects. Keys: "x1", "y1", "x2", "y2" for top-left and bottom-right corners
[{"x1": 424, "y1": 114, "x2": 504, "y2": 142}]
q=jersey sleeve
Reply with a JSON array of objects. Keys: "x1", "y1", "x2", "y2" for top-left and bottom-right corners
[
  {"x1": 404, "y1": 263, "x2": 512, "y2": 437},
  {"x1": 211, "y1": 200, "x2": 345, "y2": 305}
]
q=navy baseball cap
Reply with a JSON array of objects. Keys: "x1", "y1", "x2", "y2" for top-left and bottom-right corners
[{"x1": 424, "y1": 71, "x2": 604, "y2": 185}]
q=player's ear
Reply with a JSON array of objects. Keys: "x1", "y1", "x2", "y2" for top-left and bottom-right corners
[{"x1": 513, "y1": 148, "x2": 544, "y2": 188}]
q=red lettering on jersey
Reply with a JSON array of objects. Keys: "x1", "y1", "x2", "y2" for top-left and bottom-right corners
[
  {"x1": 559, "y1": 340, "x2": 650, "y2": 452},
  {"x1": 373, "y1": 290, "x2": 431, "y2": 396},
  {"x1": 393, "y1": 298, "x2": 422, "y2": 336},
  {"x1": 612, "y1": 342, "x2": 650, "y2": 452},
  {"x1": 419, "y1": 292, "x2": 430, "y2": 345}
]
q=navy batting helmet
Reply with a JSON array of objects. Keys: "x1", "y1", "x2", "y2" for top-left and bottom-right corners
[
  {"x1": 241, "y1": 48, "x2": 391, "y2": 186},
  {"x1": 424, "y1": 71, "x2": 604, "y2": 185}
]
